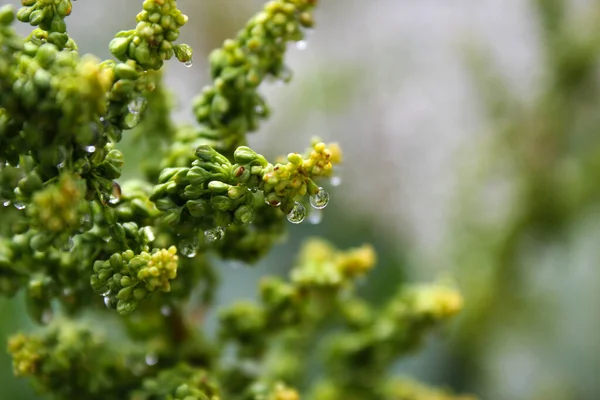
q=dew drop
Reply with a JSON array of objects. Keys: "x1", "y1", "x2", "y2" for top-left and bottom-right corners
[
  {"x1": 179, "y1": 238, "x2": 198, "y2": 258},
  {"x1": 85, "y1": 145, "x2": 96, "y2": 153},
  {"x1": 41, "y1": 308, "x2": 53, "y2": 324},
  {"x1": 128, "y1": 97, "x2": 146, "y2": 115},
  {"x1": 264, "y1": 197, "x2": 281, "y2": 207},
  {"x1": 109, "y1": 181, "x2": 121, "y2": 204},
  {"x1": 296, "y1": 40, "x2": 307, "y2": 50},
  {"x1": 330, "y1": 175, "x2": 342, "y2": 187},
  {"x1": 3, "y1": 200, "x2": 11, "y2": 207},
  {"x1": 205, "y1": 226, "x2": 225, "y2": 242},
  {"x1": 56, "y1": 160, "x2": 66, "y2": 170},
  {"x1": 308, "y1": 209, "x2": 323, "y2": 225},
  {"x1": 100, "y1": 288, "x2": 111, "y2": 297},
  {"x1": 309, "y1": 187, "x2": 329, "y2": 209},
  {"x1": 103, "y1": 296, "x2": 112, "y2": 308},
  {"x1": 62, "y1": 236, "x2": 74, "y2": 251},
  {"x1": 13, "y1": 202, "x2": 26, "y2": 210},
  {"x1": 184, "y1": 60, "x2": 193, "y2": 68},
  {"x1": 142, "y1": 226, "x2": 156, "y2": 242},
  {"x1": 160, "y1": 305, "x2": 172, "y2": 316},
  {"x1": 145, "y1": 353, "x2": 158, "y2": 366},
  {"x1": 287, "y1": 202, "x2": 306, "y2": 224}
]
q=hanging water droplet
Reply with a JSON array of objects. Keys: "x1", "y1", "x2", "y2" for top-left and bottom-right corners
[
  {"x1": 128, "y1": 97, "x2": 146, "y2": 115},
  {"x1": 56, "y1": 160, "x2": 66, "y2": 169},
  {"x1": 228, "y1": 260, "x2": 246, "y2": 270},
  {"x1": 62, "y1": 236, "x2": 74, "y2": 251},
  {"x1": 3, "y1": 200, "x2": 11, "y2": 207},
  {"x1": 179, "y1": 238, "x2": 198, "y2": 258},
  {"x1": 13, "y1": 202, "x2": 26, "y2": 210},
  {"x1": 296, "y1": 40, "x2": 307, "y2": 50},
  {"x1": 103, "y1": 296, "x2": 112, "y2": 308},
  {"x1": 145, "y1": 353, "x2": 158, "y2": 366},
  {"x1": 184, "y1": 60, "x2": 193, "y2": 68},
  {"x1": 205, "y1": 226, "x2": 225, "y2": 242},
  {"x1": 265, "y1": 197, "x2": 281, "y2": 207},
  {"x1": 330, "y1": 175, "x2": 342, "y2": 187},
  {"x1": 160, "y1": 305, "x2": 172, "y2": 316},
  {"x1": 308, "y1": 209, "x2": 323, "y2": 225},
  {"x1": 85, "y1": 145, "x2": 96, "y2": 153},
  {"x1": 142, "y1": 226, "x2": 156, "y2": 242},
  {"x1": 309, "y1": 187, "x2": 329, "y2": 209},
  {"x1": 100, "y1": 288, "x2": 111, "y2": 296},
  {"x1": 109, "y1": 181, "x2": 121, "y2": 204},
  {"x1": 287, "y1": 202, "x2": 306, "y2": 224},
  {"x1": 41, "y1": 308, "x2": 53, "y2": 324}
]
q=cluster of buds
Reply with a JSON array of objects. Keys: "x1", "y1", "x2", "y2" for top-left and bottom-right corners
[
  {"x1": 91, "y1": 246, "x2": 179, "y2": 315},
  {"x1": 16, "y1": 0, "x2": 72, "y2": 34},
  {"x1": 109, "y1": 0, "x2": 192, "y2": 70},
  {"x1": 192, "y1": 0, "x2": 319, "y2": 155}
]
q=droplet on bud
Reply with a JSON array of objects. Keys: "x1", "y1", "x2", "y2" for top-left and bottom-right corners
[
  {"x1": 145, "y1": 354, "x2": 158, "y2": 366},
  {"x1": 13, "y1": 202, "x2": 26, "y2": 210},
  {"x1": 85, "y1": 145, "x2": 96, "y2": 153},
  {"x1": 62, "y1": 236, "x2": 74, "y2": 251},
  {"x1": 205, "y1": 226, "x2": 225, "y2": 242},
  {"x1": 103, "y1": 296, "x2": 112, "y2": 308},
  {"x1": 128, "y1": 97, "x2": 146, "y2": 115},
  {"x1": 179, "y1": 238, "x2": 198, "y2": 258},
  {"x1": 287, "y1": 202, "x2": 306, "y2": 224},
  {"x1": 41, "y1": 308, "x2": 53, "y2": 325},
  {"x1": 184, "y1": 60, "x2": 193, "y2": 68},
  {"x1": 3, "y1": 200, "x2": 11, "y2": 207},
  {"x1": 160, "y1": 305, "x2": 172, "y2": 316},
  {"x1": 265, "y1": 198, "x2": 281, "y2": 207},
  {"x1": 109, "y1": 181, "x2": 121, "y2": 204},
  {"x1": 142, "y1": 226, "x2": 156, "y2": 242},
  {"x1": 296, "y1": 40, "x2": 307, "y2": 50},
  {"x1": 309, "y1": 187, "x2": 329, "y2": 209}
]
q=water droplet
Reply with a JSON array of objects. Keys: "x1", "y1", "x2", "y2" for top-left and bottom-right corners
[
  {"x1": 100, "y1": 288, "x2": 111, "y2": 296},
  {"x1": 3, "y1": 200, "x2": 11, "y2": 207},
  {"x1": 254, "y1": 105, "x2": 264, "y2": 114},
  {"x1": 62, "y1": 236, "x2": 74, "y2": 251},
  {"x1": 160, "y1": 305, "x2": 172, "y2": 316},
  {"x1": 109, "y1": 181, "x2": 121, "y2": 204},
  {"x1": 205, "y1": 226, "x2": 225, "y2": 242},
  {"x1": 296, "y1": 40, "x2": 307, "y2": 50},
  {"x1": 308, "y1": 209, "x2": 323, "y2": 225},
  {"x1": 103, "y1": 296, "x2": 112, "y2": 308},
  {"x1": 184, "y1": 60, "x2": 193, "y2": 68},
  {"x1": 142, "y1": 226, "x2": 156, "y2": 242},
  {"x1": 330, "y1": 175, "x2": 342, "y2": 187},
  {"x1": 13, "y1": 202, "x2": 26, "y2": 210},
  {"x1": 265, "y1": 197, "x2": 281, "y2": 207},
  {"x1": 85, "y1": 145, "x2": 96, "y2": 153},
  {"x1": 228, "y1": 260, "x2": 246, "y2": 270},
  {"x1": 41, "y1": 308, "x2": 53, "y2": 324},
  {"x1": 179, "y1": 238, "x2": 198, "y2": 258},
  {"x1": 309, "y1": 187, "x2": 329, "y2": 209},
  {"x1": 287, "y1": 202, "x2": 306, "y2": 224},
  {"x1": 145, "y1": 353, "x2": 158, "y2": 366},
  {"x1": 128, "y1": 97, "x2": 146, "y2": 115},
  {"x1": 57, "y1": 160, "x2": 66, "y2": 169}
]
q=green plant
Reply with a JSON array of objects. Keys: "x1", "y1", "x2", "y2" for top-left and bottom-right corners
[{"x1": 1, "y1": 1, "x2": 470, "y2": 398}]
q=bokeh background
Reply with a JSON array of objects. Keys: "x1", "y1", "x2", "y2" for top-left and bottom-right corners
[{"x1": 2, "y1": 0, "x2": 600, "y2": 399}]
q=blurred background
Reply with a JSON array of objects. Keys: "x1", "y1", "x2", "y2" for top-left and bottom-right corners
[{"x1": 2, "y1": 0, "x2": 600, "y2": 399}]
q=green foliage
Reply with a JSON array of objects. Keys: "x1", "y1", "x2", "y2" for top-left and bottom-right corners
[{"x1": 0, "y1": 1, "x2": 470, "y2": 399}]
